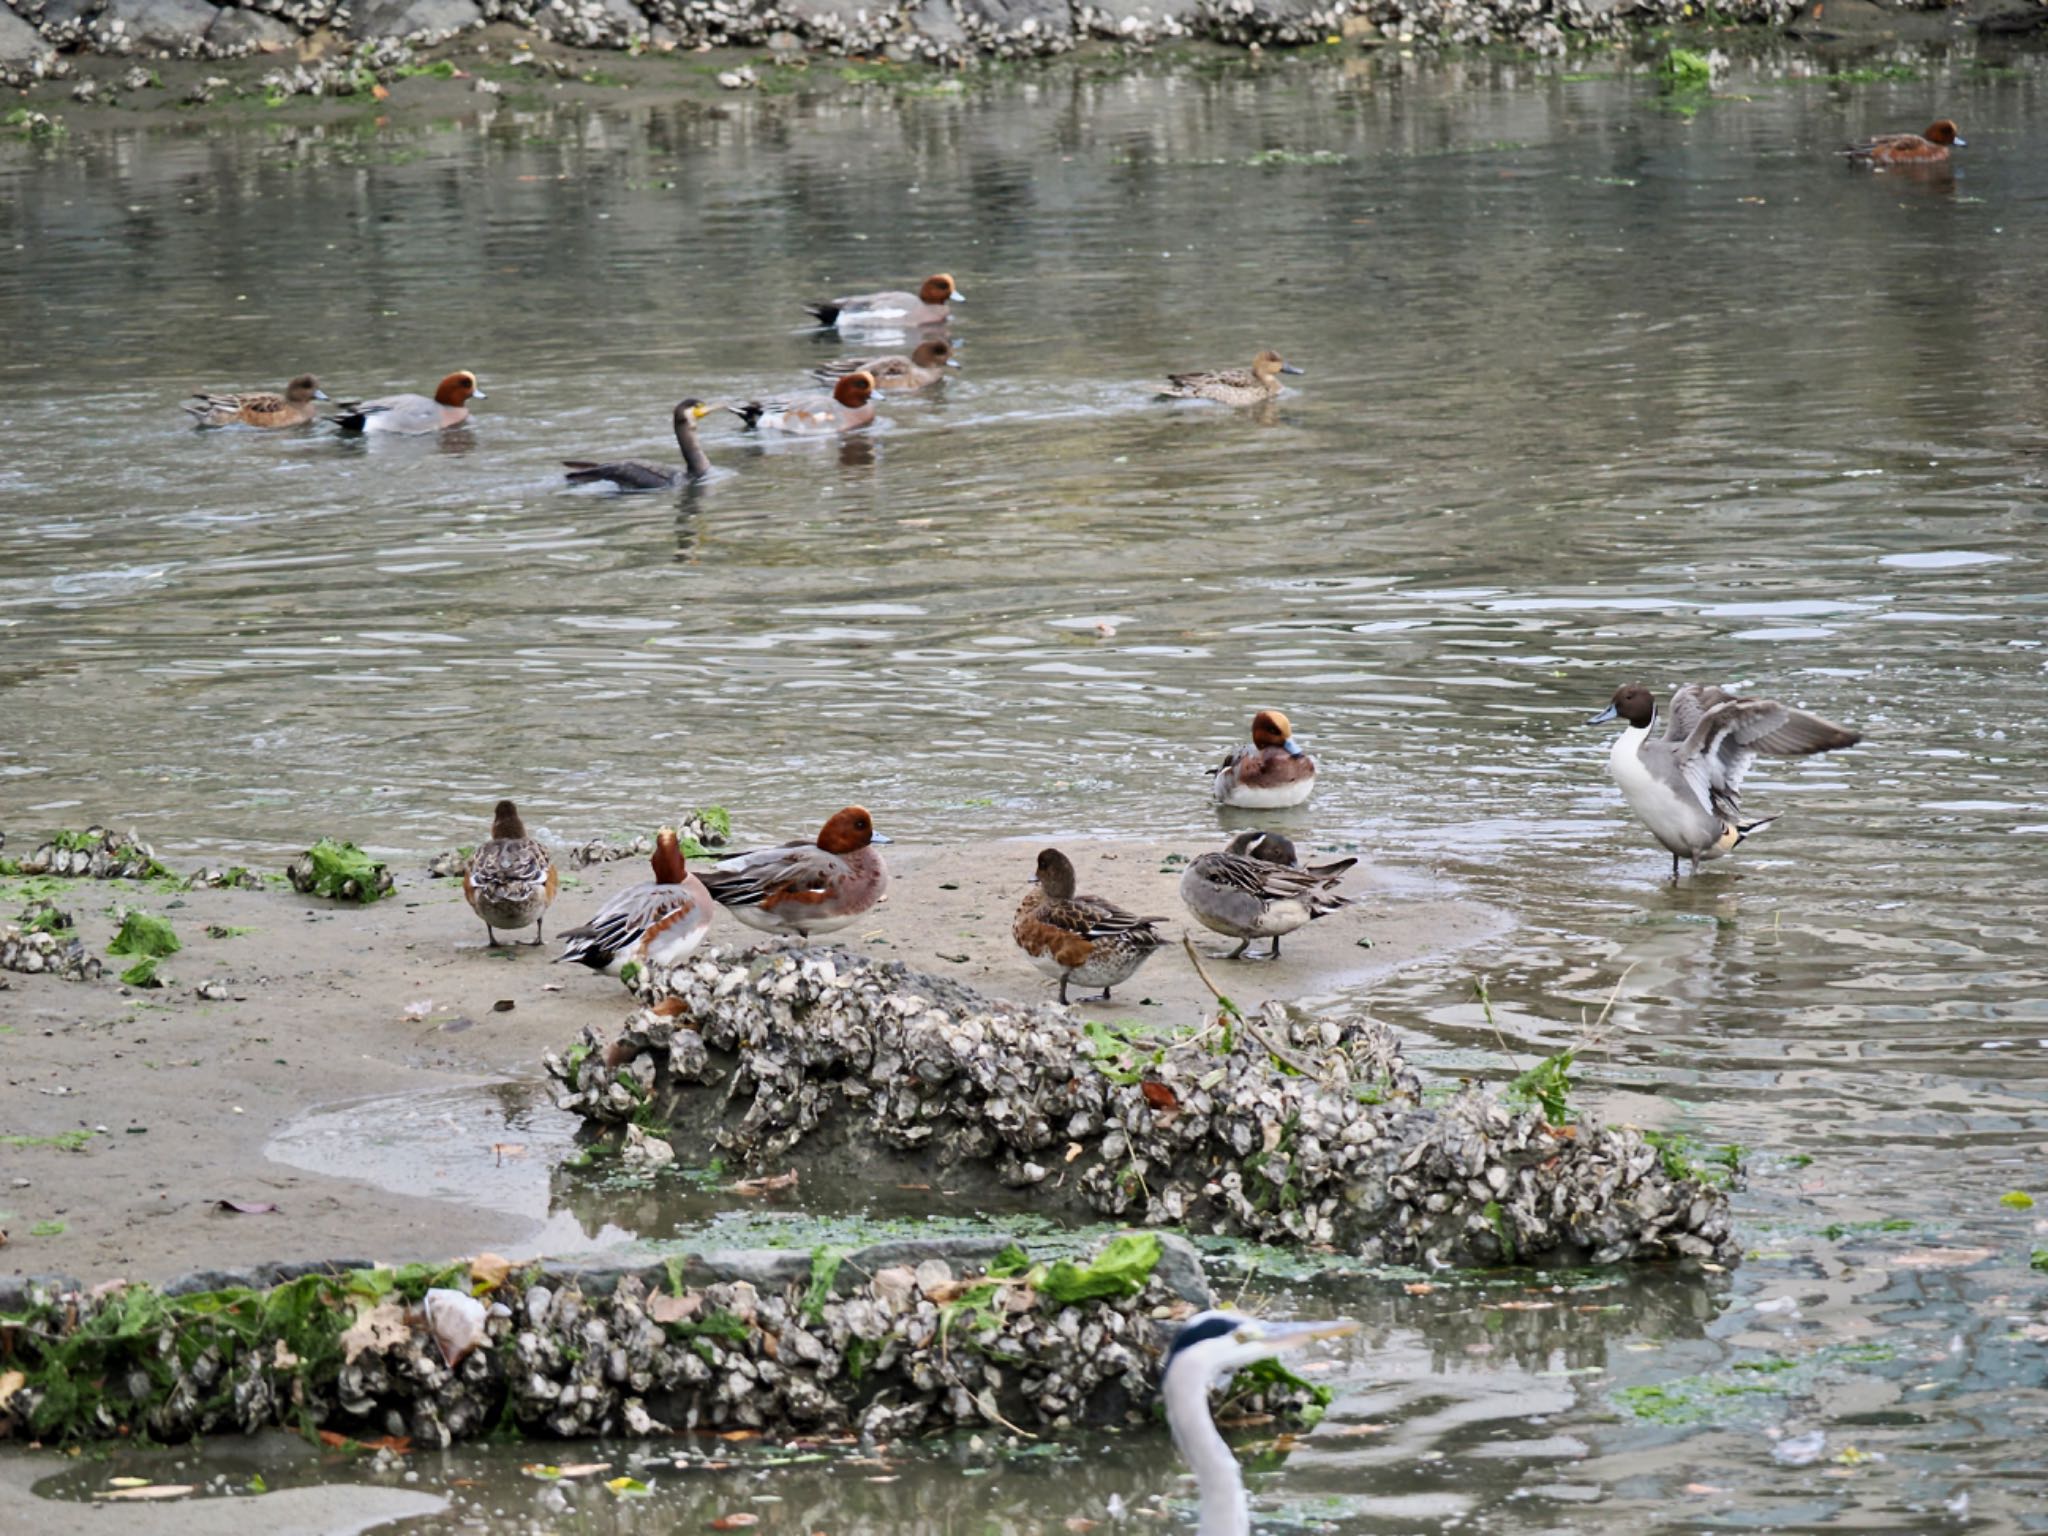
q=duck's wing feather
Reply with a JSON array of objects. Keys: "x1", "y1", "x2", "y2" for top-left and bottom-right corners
[
  {"x1": 1677, "y1": 698, "x2": 1861, "y2": 817},
  {"x1": 556, "y1": 880, "x2": 695, "y2": 969},
  {"x1": 699, "y1": 840, "x2": 840, "y2": 908},
  {"x1": 472, "y1": 836, "x2": 551, "y2": 892},
  {"x1": 563, "y1": 459, "x2": 678, "y2": 490},
  {"x1": 1664, "y1": 683, "x2": 1735, "y2": 742},
  {"x1": 1053, "y1": 894, "x2": 1169, "y2": 941}
]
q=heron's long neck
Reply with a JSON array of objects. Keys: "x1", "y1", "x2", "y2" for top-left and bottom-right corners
[{"x1": 1167, "y1": 1371, "x2": 1250, "y2": 1536}]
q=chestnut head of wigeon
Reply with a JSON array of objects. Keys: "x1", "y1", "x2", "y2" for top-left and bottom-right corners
[
  {"x1": 433, "y1": 370, "x2": 485, "y2": 408},
  {"x1": 284, "y1": 374, "x2": 327, "y2": 403},
  {"x1": 912, "y1": 339, "x2": 957, "y2": 368},
  {"x1": 1923, "y1": 119, "x2": 1964, "y2": 147},
  {"x1": 490, "y1": 799, "x2": 527, "y2": 840},
  {"x1": 1588, "y1": 683, "x2": 1656, "y2": 730},
  {"x1": 918, "y1": 273, "x2": 961, "y2": 306},
  {"x1": 1252, "y1": 350, "x2": 1306, "y2": 380},
  {"x1": 832, "y1": 371, "x2": 877, "y2": 409},
  {"x1": 816, "y1": 806, "x2": 884, "y2": 855},
  {"x1": 1250, "y1": 709, "x2": 1305, "y2": 756},
  {"x1": 1031, "y1": 847, "x2": 1078, "y2": 900},
  {"x1": 649, "y1": 826, "x2": 687, "y2": 884}
]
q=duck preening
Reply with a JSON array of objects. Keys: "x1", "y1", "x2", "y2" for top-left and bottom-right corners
[{"x1": 1180, "y1": 831, "x2": 1355, "y2": 959}]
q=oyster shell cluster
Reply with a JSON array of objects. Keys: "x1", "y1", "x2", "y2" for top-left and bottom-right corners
[
  {"x1": 285, "y1": 844, "x2": 395, "y2": 902},
  {"x1": 547, "y1": 945, "x2": 1735, "y2": 1268},
  {"x1": 2, "y1": 907, "x2": 103, "y2": 982},
  {"x1": 0, "y1": 1237, "x2": 1315, "y2": 1447},
  {"x1": 566, "y1": 811, "x2": 727, "y2": 869},
  {"x1": 14, "y1": 826, "x2": 165, "y2": 880}
]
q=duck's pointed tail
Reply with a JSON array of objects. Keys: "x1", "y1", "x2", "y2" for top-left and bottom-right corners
[{"x1": 1733, "y1": 814, "x2": 1780, "y2": 848}]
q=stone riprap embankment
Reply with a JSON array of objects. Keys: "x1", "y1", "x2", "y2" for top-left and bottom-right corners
[
  {"x1": 547, "y1": 944, "x2": 1739, "y2": 1270},
  {"x1": 1, "y1": 0, "x2": 1827, "y2": 89}
]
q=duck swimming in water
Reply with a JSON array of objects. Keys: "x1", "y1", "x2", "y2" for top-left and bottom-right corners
[
  {"x1": 1159, "y1": 350, "x2": 1303, "y2": 407},
  {"x1": 184, "y1": 373, "x2": 328, "y2": 429},
  {"x1": 330, "y1": 371, "x2": 485, "y2": 435},
  {"x1": 804, "y1": 273, "x2": 961, "y2": 331},
  {"x1": 726, "y1": 372, "x2": 877, "y2": 435},
  {"x1": 810, "y1": 339, "x2": 957, "y2": 392},
  {"x1": 1841, "y1": 119, "x2": 1965, "y2": 167},
  {"x1": 1211, "y1": 710, "x2": 1317, "y2": 809}
]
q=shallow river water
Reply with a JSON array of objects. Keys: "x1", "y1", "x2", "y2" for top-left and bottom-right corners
[{"x1": 7, "y1": 37, "x2": 2048, "y2": 1535}]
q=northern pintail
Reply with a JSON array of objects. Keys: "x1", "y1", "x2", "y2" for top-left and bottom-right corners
[
  {"x1": 556, "y1": 826, "x2": 713, "y2": 976},
  {"x1": 810, "y1": 339, "x2": 957, "y2": 392},
  {"x1": 1212, "y1": 710, "x2": 1317, "y2": 809},
  {"x1": 463, "y1": 799, "x2": 557, "y2": 946},
  {"x1": 726, "y1": 372, "x2": 877, "y2": 435},
  {"x1": 1842, "y1": 119, "x2": 1964, "y2": 166},
  {"x1": 1180, "y1": 831, "x2": 1355, "y2": 959},
  {"x1": 564, "y1": 400, "x2": 713, "y2": 489},
  {"x1": 184, "y1": 374, "x2": 328, "y2": 429},
  {"x1": 1013, "y1": 847, "x2": 1168, "y2": 1005},
  {"x1": 330, "y1": 371, "x2": 485, "y2": 434},
  {"x1": 1589, "y1": 682, "x2": 1861, "y2": 878},
  {"x1": 698, "y1": 807, "x2": 891, "y2": 939},
  {"x1": 805, "y1": 273, "x2": 961, "y2": 330},
  {"x1": 1160, "y1": 350, "x2": 1303, "y2": 406}
]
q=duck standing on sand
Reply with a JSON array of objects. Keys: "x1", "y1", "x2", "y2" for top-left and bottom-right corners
[
  {"x1": 556, "y1": 827, "x2": 714, "y2": 976},
  {"x1": 726, "y1": 372, "x2": 877, "y2": 435},
  {"x1": 810, "y1": 339, "x2": 958, "y2": 392},
  {"x1": 1588, "y1": 682, "x2": 1861, "y2": 879},
  {"x1": 1211, "y1": 710, "x2": 1317, "y2": 809},
  {"x1": 805, "y1": 273, "x2": 961, "y2": 331},
  {"x1": 463, "y1": 799, "x2": 558, "y2": 946},
  {"x1": 698, "y1": 807, "x2": 890, "y2": 940},
  {"x1": 1013, "y1": 848, "x2": 1168, "y2": 1006},
  {"x1": 184, "y1": 374, "x2": 328, "y2": 429},
  {"x1": 1159, "y1": 350, "x2": 1303, "y2": 406},
  {"x1": 1841, "y1": 119, "x2": 1964, "y2": 166},
  {"x1": 1180, "y1": 831, "x2": 1355, "y2": 960},
  {"x1": 330, "y1": 370, "x2": 485, "y2": 435},
  {"x1": 564, "y1": 400, "x2": 714, "y2": 490}
]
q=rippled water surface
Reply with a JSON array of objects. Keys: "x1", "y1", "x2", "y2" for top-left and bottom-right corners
[{"x1": 8, "y1": 39, "x2": 2048, "y2": 1534}]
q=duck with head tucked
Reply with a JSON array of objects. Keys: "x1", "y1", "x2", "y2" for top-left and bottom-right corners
[
  {"x1": 1212, "y1": 710, "x2": 1317, "y2": 809},
  {"x1": 1013, "y1": 847, "x2": 1169, "y2": 1006},
  {"x1": 810, "y1": 339, "x2": 958, "y2": 392},
  {"x1": 805, "y1": 273, "x2": 961, "y2": 331},
  {"x1": 698, "y1": 806, "x2": 890, "y2": 940},
  {"x1": 726, "y1": 372, "x2": 877, "y2": 435},
  {"x1": 1841, "y1": 119, "x2": 1965, "y2": 166},
  {"x1": 1159, "y1": 350, "x2": 1303, "y2": 407},
  {"x1": 463, "y1": 798, "x2": 557, "y2": 947},
  {"x1": 555, "y1": 826, "x2": 714, "y2": 977},
  {"x1": 1180, "y1": 831, "x2": 1355, "y2": 960},
  {"x1": 564, "y1": 400, "x2": 714, "y2": 490},
  {"x1": 329, "y1": 370, "x2": 485, "y2": 435},
  {"x1": 184, "y1": 374, "x2": 328, "y2": 429},
  {"x1": 1589, "y1": 681, "x2": 1861, "y2": 879}
]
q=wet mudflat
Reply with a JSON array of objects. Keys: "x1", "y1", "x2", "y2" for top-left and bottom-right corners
[{"x1": 5, "y1": 37, "x2": 2048, "y2": 1535}]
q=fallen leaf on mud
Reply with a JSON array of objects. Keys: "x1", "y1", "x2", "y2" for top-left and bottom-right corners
[
  {"x1": 214, "y1": 1199, "x2": 279, "y2": 1215},
  {"x1": 340, "y1": 1300, "x2": 411, "y2": 1364},
  {"x1": 92, "y1": 1485, "x2": 196, "y2": 1501},
  {"x1": 732, "y1": 1170, "x2": 798, "y2": 1196},
  {"x1": 371, "y1": 83, "x2": 389, "y2": 99},
  {"x1": 648, "y1": 1290, "x2": 702, "y2": 1325},
  {"x1": 470, "y1": 1252, "x2": 513, "y2": 1290},
  {"x1": 320, "y1": 1430, "x2": 412, "y2": 1453},
  {"x1": 710, "y1": 1514, "x2": 759, "y2": 1528},
  {"x1": 1403, "y1": 1282, "x2": 1435, "y2": 1295},
  {"x1": 608, "y1": 1476, "x2": 651, "y2": 1496},
  {"x1": 1065, "y1": 1141, "x2": 1085, "y2": 1163},
  {"x1": 1892, "y1": 1248, "x2": 1998, "y2": 1270},
  {"x1": 492, "y1": 999, "x2": 515, "y2": 1013},
  {"x1": 1140, "y1": 1081, "x2": 1178, "y2": 1112},
  {"x1": 492, "y1": 1142, "x2": 527, "y2": 1164}
]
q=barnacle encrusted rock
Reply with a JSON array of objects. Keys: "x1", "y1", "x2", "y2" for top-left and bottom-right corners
[
  {"x1": 0, "y1": 1234, "x2": 1315, "y2": 1446},
  {"x1": 547, "y1": 945, "x2": 1737, "y2": 1268},
  {"x1": 16, "y1": 826, "x2": 166, "y2": 880},
  {"x1": 0, "y1": 920, "x2": 104, "y2": 981}
]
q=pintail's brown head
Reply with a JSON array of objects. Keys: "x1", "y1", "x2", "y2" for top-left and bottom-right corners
[{"x1": 1589, "y1": 683, "x2": 1656, "y2": 730}]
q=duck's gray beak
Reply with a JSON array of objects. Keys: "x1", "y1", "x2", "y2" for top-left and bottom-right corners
[
  {"x1": 471, "y1": 387, "x2": 488, "y2": 400},
  {"x1": 1586, "y1": 703, "x2": 1619, "y2": 725},
  {"x1": 314, "y1": 388, "x2": 330, "y2": 401},
  {"x1": 1281, "y1": 736, "x2": 1306, "y2": 757},
  {"x1": 1955, "y1": 136, "x2": 1968, "y2": 147},
  {"x1": 870, "y1": 833, "x2": 894, "y2": 845},
  {"x1": 1280, "y1": 363, "x2": 1305, "y2": 376},
  {"x1": 950, "y1": 292, "x2": 965, "y2": 303},
  {"x1": 945, "y1": 357, "x2": 961, "y2": 368}
]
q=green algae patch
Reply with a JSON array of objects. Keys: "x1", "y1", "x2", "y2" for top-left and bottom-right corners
[
  {"x1": 289, "y1": 840, "x2": 393, "y2": 903},
  {"x1": 2000, "y1": 1191, "x2": 2034, "y2": 1211},
  {"x1": 108, "y1": 911, "x2": 179, "y2": 960}
]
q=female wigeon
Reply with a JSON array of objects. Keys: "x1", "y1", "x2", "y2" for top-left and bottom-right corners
[
  {"x1": 330, "y1": 371, "x2": 485, "y2": 434},
  {"x1": 805, "y1": 273, "x2": 961, "y2": 331},
  {"x1": 555, "y1": 826, "x2": 714, "y2": 975},
  {"x1": 810, "y1": 339, "x2": 958, "y2": 392},
  {"x1": 726, "y1": 372, "x2": 877, "y2": 435},
  {"x1": 1588, "y1": 682, "x2": 1861, "y2": 880},
  {"x1": 184, "y1": 374, "x2": 329, "y2": 429},
  {"x1": 698, "y1": 806, "x2": 890, "y2": 940},
  {"x1": 463, "y1": 798, "x2": 558, "y2": 946},
  {"x1": 564, "y1": 400, "x2": 713, "y2": 490},
  {"x1": 1180, "y1": 831, "x2": 1354, "y2": 960},
  {"x1": 1211, "y1": 710, "x2": 1317, "y2": 809},
  {"x1": 1013, "y1": 848, "x2": 1168, "y2": 1006},
  {"x1": 1841, "y1": 119, "x2": 1965, "y2": 166},
  {"x1": 1159, "y1": 350, "x2": 1304, "y2": 406}
]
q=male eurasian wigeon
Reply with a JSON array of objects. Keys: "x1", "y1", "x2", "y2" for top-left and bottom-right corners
[
  {"x1": 726, "y1": 372, "x2": 877, "y2": 435},
  {"x1": 1588, "y1": 682, "x2": 1861, "y2": 880},
  {"x1": 1211, "y1": 710, "x2": 1317, "y2": 809},
  {"x1": 463, "y1": 798, "x2": 558, "y2": 946},
  {"x1": 1012, "y1": 848, "x2": 1168, "y2": 1006},
  {"x1": 810, "y1": 339, "x2": 958, "y2": 392},
  {"x1": 564, "y1": 400, "x2": 714, "y2": 490},
  {"x1": 698, "y1": 806, "x2": 890, "y2": 940},
  {"x1": 184, "y1": 374, "x2": 328, "y2": 429},
  {"x1": 330, "y1": 371, "x2": 485, "y2": 435},
  {"x1": 1841, "y1": 119, "x2": 1965, "y2": 166},
  {"x1": 1159, "y1": 350, "x2": 1303, "y2": 406},
  {"x1": 1180, "y1": 831, "x2": 1355, "y2": 960},
  {"x1": 555, "y1": 826, "x2": 714, "y2": 975},
  {"x1": 805, "y1": 273, "x2": 961, "y2": 331}
]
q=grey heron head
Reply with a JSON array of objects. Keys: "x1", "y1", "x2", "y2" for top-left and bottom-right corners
[{"x1": 1163, "y1": 1309, "x2": 1358, "y2": 1392}]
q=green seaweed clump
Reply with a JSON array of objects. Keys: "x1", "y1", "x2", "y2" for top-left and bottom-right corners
[{"x1": 289, "y1": 840, "x2": 393, "y2": 903}]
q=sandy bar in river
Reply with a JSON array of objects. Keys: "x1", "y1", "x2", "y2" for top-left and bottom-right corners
[{"x1": 0, "y1": 836, "x2": 1506, "y2": 1287}]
